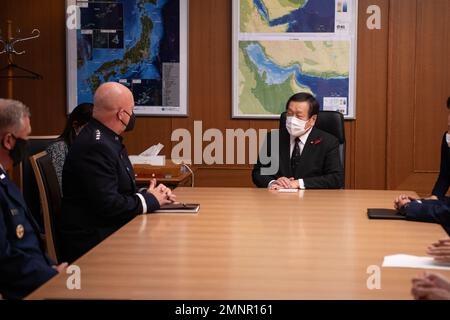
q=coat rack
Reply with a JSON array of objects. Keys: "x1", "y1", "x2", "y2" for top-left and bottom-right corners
[{"x1": 0, "y1": 20, "x2": 43, "y2": 99}]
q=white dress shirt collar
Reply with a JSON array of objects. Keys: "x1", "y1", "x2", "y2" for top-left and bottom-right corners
[{"x1": 290, "y1": 127, "x2": 313, "y2": 147}]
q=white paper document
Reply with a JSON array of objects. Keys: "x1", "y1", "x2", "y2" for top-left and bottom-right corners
[{"x1": 382, "y1": 254, "x2": 450, "y2": 270}]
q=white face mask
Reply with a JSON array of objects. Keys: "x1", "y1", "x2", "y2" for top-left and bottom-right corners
[{"x1": 286, "y1": 116, "x2": 310, "y2": 137}]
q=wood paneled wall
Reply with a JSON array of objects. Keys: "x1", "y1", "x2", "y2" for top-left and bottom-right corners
[
  {"x1": 0, "y1": 1, "x2": 67, "y2": 135},
  {"x1": 387, "y1": 0, "x2": 450, "y2": 194},
  {"x1": 1, "y1": 0, "x2": 449, "y2": 192}
]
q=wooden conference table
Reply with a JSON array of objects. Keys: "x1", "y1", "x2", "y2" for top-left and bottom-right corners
[{"x1": 29, "y1": 188, "x2": 450, "y2": 300}]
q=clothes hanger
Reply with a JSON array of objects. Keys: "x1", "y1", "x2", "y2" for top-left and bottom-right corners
[
  {"x1": 0, "y1": 56, "x2": 43, "y2": 79},
  {"x1": 0, "y1": 29, "x2": 41, "y2": 55},
  {"x1": 0, "y1": 28, "x2": 43, "y2": 79}
]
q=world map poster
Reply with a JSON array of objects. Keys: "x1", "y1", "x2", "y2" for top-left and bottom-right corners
[
  {"x1": 233, "y1": 0, "x2": 357, "y2": 119},
  {"x1": 66, "y1": 0, "x2": 188, "y2": 116}
]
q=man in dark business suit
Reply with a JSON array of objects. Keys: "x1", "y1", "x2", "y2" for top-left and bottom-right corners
[
  {"x1": 252, "y1": 92, "x2": 344, "y2": 190},
  {"x1": 431, "y1": 96, "x2": 450, "y2": 199},
  {"x1": 59, "y1": 82, "x2": 176, "y2": 263},
  {"x1": 0, "y1": 99, "x2": 67, "y2": 299},
  {"x1": 394, "y1": 97, "x2": 450, "y2": 235}
]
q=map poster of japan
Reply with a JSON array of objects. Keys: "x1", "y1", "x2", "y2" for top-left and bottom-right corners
[
  {"x1": 233, "y1": 0, "x2": 357, "y2": 119},
  {"x1": 66, "y1": 0, "x2": 188, "y2": 116}
]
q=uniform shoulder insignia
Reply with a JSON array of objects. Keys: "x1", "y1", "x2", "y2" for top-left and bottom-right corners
[{"x1": 95, "y1": 129, "x2": 101, "y2": 141}]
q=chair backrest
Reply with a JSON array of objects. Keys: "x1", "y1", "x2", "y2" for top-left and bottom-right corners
[
  {"x1": 19, "y1": 136, "x2": 58, "y2": 228},
  {"x1": 315, "y1": 111, "x2": 346, "y2": 171},
  {"x1": 30, "y1": 151, "x2": 61, "y2": 263},
  {"x1": 279, "y1": 111, "x2": 346, "y2": 172}
]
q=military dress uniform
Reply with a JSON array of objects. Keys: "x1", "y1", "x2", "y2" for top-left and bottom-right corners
[
  {"x1": 59, "y1": 118, "x2": 160, "y2": 263},
  {"x1": 0, "y1": 168, "x2": 57, "y2": 299}
]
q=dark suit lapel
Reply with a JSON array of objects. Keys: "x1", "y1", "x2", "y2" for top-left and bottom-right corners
[
  {"x1": 279, "y1": 128, "x2": 292, "y2": 177},
  {"x1": 292, "y1": 127, "x2": 321, "y2": 177},
  {"x1": 300, "y1": 127, "x2": 320, "y2": 159}
]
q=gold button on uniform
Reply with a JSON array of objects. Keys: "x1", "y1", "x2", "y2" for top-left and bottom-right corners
[{"x1": 16, "y1": 224, "x2": 24, "y2": 239}]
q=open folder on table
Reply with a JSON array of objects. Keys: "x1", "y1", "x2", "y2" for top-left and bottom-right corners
[{"x1": 154, "y1": 203, "x2": 200, "y2": 213}]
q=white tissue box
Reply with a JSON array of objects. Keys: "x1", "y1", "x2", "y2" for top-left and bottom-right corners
[{"x1": 128, "y1": 155, "x2": 166, "y2": 166}]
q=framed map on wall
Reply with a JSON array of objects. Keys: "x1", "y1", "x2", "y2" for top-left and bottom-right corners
[
  {"x1": 232, "y1": 0, "x2": 357, "y2": 119},
  {"x1": 66, "y1": 0, "x2": 188, "y2": 116}
]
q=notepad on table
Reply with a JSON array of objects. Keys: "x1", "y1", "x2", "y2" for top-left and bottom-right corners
[
  {"x1": 154, "y1": 203, "x2": 200, "y2": 213},
  {"x1": 277, "y1": 189, "x2": 298, "y2": 193}
]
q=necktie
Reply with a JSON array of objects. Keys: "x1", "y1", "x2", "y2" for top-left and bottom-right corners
[{"x1": 291, "y1": 137, "x2": 301, "y2": 174}]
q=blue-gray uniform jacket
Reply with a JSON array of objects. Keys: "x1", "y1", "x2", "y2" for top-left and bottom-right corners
[
  {"x1": 0, "y1": 168, "x2": 57, "y2": 299},
  {"x1": 59, "y1": 118, "x2": 160, "y2": 263}
]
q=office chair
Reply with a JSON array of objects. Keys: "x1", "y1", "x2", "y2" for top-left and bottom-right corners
[
  {"x1": 19, "y1": 135, "x2": 58, "y2": 228},
  {"x1": 315, "y1": 111, "x2": 346, "y2": 171},
  {"x1": 29, "y1": 150, "x2": 61, "y2": 263},
  {"x1": 279, "y1": 110, "x2": 346, "y2": 175}
]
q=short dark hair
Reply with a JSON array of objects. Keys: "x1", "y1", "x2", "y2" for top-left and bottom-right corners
[
  {"x1": 59, "y1": 103, "x2": 93, "y2": 145},
  {"x1": 285, "y1": 92, "x2": 320, "y2": 118},
  {"x1": 447, "y1": 96, "x2": 450, "y2": 109}
]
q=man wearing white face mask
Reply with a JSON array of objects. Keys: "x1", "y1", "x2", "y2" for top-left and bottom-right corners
[{"x1": 252, "y1": 92, "x2": 344, "y2": 189}]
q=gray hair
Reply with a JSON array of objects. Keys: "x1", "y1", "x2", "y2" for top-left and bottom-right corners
[{"x1": 0, "y1": 99, "x2": 31, "y2": 134}]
